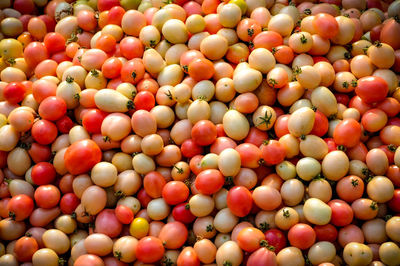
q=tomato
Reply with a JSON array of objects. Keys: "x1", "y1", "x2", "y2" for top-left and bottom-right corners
[
  {"x1": 143, "y1": 171, "x2": 166, "y2": 199},
  {"x1": 159, "y1": 221, "x2": 188, "y2": 249},
  {"x1": 191, "y1": 120, "x2": 217, "y2": 146},
  {"x1": 177, "y1": 247, "x2": 200, "y2": 266},
  {"x1": 102, "y1": 57, "x2": 123, "y2": 79},
  {"x1": 7, "y1": 194, "x2": 34, "y2": 221},
  {"x1": 162, "y1": 181, "x2": 189, "y2": 205},
  {"x1": 261, "y1": 140, "x2": 286, "y2": 165},
  {"x1": 247, "y1": 247, "x2": 277, "y2": 265},
  {"x1": 59, "y1": 193, "x2": 80, "y2": 214},
  {"x1": 28, "y1": 143, "x2": 52, "y2": 163},
  {"x1": 264, "y1": 229, "x2": 287, "y2": 253},
  {"x1": 134, "y1": 91, "x2": 155, "y2": 111},
  {"x1": 226, "y1": 186, "x2": 253, "y2": 217},
  {"x1": 195, "y1": 169, "x2": 225, "y2": 195},
  {"x1": 235, "y1": 143, "x2": 262, "y2": 168},
  {"x1": 135, "y1": 236, "x2": 165, "y2": 263},
  {"x1": 328, "y1": 199, "x2": 353, "y2": 227},
  {"x1": 31, "y1": 120, "x2": 58, "y2": 145},
  {"x1": 172, "y1": 203, "x2": 196, "y2": 224},
  {"x1": 34, "y1": 185, "x2": 61, "y2": 209},
  {"x1": 38, "y1": 96, "x2": 67, "y2": 121},
  {"x1": 121, "y1": 58, "x2": 145, "y2": 84},
  {"x1": 96, "y1": 34, "x2": 117, "y2": 53},
  {"x1": 82, "y1": 109, "x2": 108, "y2": 134},
  {"x1": 314, "y1": 224, "x2": 338, "y2": 242},
  {"x1": 64, "y1": 139, "x2": 102, "y2": 175},
  {"x1": 56, "y1": 116, "x2": 74, "y2": 134},
  {"x1": 119, "y1": 37, "x2": 144, "y2": 59},
  {"x1": 181, "y1": 139, "x2": 204, "y2": 158},
  {"x1": 115, "y1": 205, "x2": 134, "y2": 224},
  {"x1": 288, "y1": 224, "x2": 316, "y2": 250},
  {"x1": 43, "y1": 32, "x2": 65, "y2": 54},
  {"x1": 333, "y1": 118, "x2": 362, "y2": 148},
  {"x1": 310, "y1": 111, "x2": 329, "y2": 137},
  {"x1": 31, "y1": 162, "x2": 56, "y2": 185},
  {"x1": 3, "y1": 82, "x2": 26, "y2": 104},
  {"x1": 336, "y1": 175, "x2": 364, "y2": 203},
  {"x1": 355, "y1": 76, "x2": 389, "y2": 104},
  {"x1": 237, "y1": 227, "x2": 266, "y2": 252},
  {"x1": 14, "y1": 236, "x2": 39, "y2": 262}
]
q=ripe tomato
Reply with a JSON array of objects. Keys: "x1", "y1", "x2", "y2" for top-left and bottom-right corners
[
  {"x1": 7, "y1": 194, "x2": 34, "y2": 221},
  {"x1": 64, "y1": 139, "x2": 102, "y2": 175},
  {"x1": 191, "y1": 120, "x2": 217, "y2": 146},
  {"x1": 237, "y1": 227, "x2": 266, "y2": 252},
  {"x1": 31, "y1": 120, "x2": 58, "y2": 145},
  {"x1": 143, "y1": 171, "x2": 166, "y2": 199},
  {"x1": 14, "y1": 236, "x2": 39, "y2": 262},
  {"x1": 314, "y1": 224, "x2": 338, "y2": 242},
  {"x1": 336, "y1": 175, "x2": 364, "y2": 202},
  {"x1": 310, "y1": 110, "x2": 329, "y2": 137},
  {"x1": 31, "y1": 162, "x2": 56, "y2": 185},
  {"x1": 333, "y1": 118, "x2": 362, "y2": 148},
  {"x1": 226, "y1": 186, "x2": 253, "y2": 217},
  {"x1": 134, "y1": 91, "x2": 155, "y2": 111},
  {"x1": 28, "y1": 143, "x2": 52, "y2": 163},
  {"x1": 159, "y1": 221, "x2": 188, "y2": 249},
  {"x1": 328, "y1": 199, "x2": 354, "y2": 227},
  {"x1": 194, "y1": 169, "x2": 224, "y2": 195},
  {"x1": 261, "y1": 140, "x2": 286, "y2": 165},
  {"x1": 120, "y1": 58, "x2": 145, "y2": 84},
  {"x1": 162, "y1": 181, "x2": 189, "y2": 205},
  {"x1": 135, "y1": 236, "x2": 165, "y2": 263},
  {"x1": 82, "y1": 109, "x2": 108, "y2": 134},
  {"x1": 3, "y1": 82, "x2": 26, "y2": 104},
  {"x1": 60, "y1": 193, "x2": 80, "y2": 214},
  {"x1": 34, "y1": 185, "x2": 61, "y2": 209},
  {"x1": 43, "y1": 32, "x2": 65, "y2": 54},
  {"x1": 38, "y1": 96, "x2": 67, "y2": 121},
  {"x1": 288, "y1": 223, "x2": 316, "y2": 250},
  {"x1": 172, "y1": 203, "x2": 196, "y2": 224},
  {"x1": 264, "y1": 229, "x2": 287, "y2": 253},
  {"x1": 355, "y1": 76, "x2": 388, "y2": 104},
  {"x1": 115, "y1": 205, "x2": 134, "y2": 224},
  {"x1": 56, "y1": 115, "x2": 74, "y2": 134},
  {"x1": 181, "y1": 139, "x2": 204, "y2": 158}
]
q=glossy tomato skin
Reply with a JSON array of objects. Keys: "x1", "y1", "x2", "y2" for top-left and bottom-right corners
[
  {"x1": 328, "y1": 199, "x2": 354, "y2": 227},
  {"x1": 288, "y1": 223, "x2": 316, "y2": 250},
  {"x1": 261, "y1": 140, "x2": 286, "y2": 165},
  {"x1": 355, "y1": 76, "x2": 389, "y2": 104},
  {"x1": 14, "y1": 236, "x2": 38, "y2": 262},
  {"x1": 314, "y1": 224, "x2": 338, "y2": 242},
  {"x1": 136, "y1": 236, "x2": 165, "y2": 263},
  {"x1": 195, "y1": 169, "x2": 225, "y2": 195},
  {"x1": 38, "y1": 96, "x2": 67, "y2": 121},
  {"x1": 227, "y1": 186, "x2": 253, "y2": 217},
  {"x1": 56, "y1": 115, "x2": 74, "y2": 134},
  {"x1": 82, "y1": 109, "x2": 108, "y2": 134},
  {"x1": 191, "y1": 120, "x2": 217, "y2": 146},
  {"x1": 333, "y1": 119, "x2": 362, "y2": 148},
  {"x1": 28, "y1": 143, "x2": 52, "y2": 163},
  {"x1": 31, "y1": 162, "x2": 57, "y2": 185},
  {"x1": 3, "y1": 82, "x2": 26, "y2": 104},
  {"x1": 388, "y1": 189, "x2": 400, "y2": 212},
  {"x1": 172, "y1": 203, "x2": 196, "y2": 224},
  {"x1": 134, "y1": 91, "x2": 155, "y2": 111},
  {"x1": 60, "y1": 193, "x2": 80, "y2": 214},
  {"x1": 246, "y1": 247, "x2": 278, "y2": 266},
  {"x1": 34, "y1": 185, "x2": 61, "y2": 209},
  {"x1": 64, "y1": 139, "x2": 102, "y2": 175},
  {"x1": 31, "y1": 120, "x2": 58, "y2": 145},
  {"x1": 181, "y1": 139, "x2": 204, "y2": 158},
  {"x1": 7, "y1": 194, "x2": 34, "y2": 221},
  {"x1": 115, "y1": 205, "x2": 134, "y2": 224},
  {"x1": 310, "y1": 111, "x2": 329, "y2": 137},
  {"x1": 264, "y1": 229, "x2": 287, "y2": 253}
]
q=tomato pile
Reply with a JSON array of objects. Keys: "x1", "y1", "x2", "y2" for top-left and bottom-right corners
[{"x1": 1, "y1": 0, "x2": 400, "y2": 265}]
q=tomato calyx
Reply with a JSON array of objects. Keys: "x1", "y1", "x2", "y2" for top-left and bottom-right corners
[
  {"x1": 174, "y1": 165, "x2": 184, "y2": 174},
  {"x1": 114, "y1": 190, "x2": 126, "y2": 199},
  {"x1": 65, "y1": 76, "x2": 74, "y2": 83},
  {"x1": 303, "y1": 8, "x2": 311, "y2": 15},
  {"x1": 258, "y1": 221, "x2": 270, "y2": 232},
  {"x1": 127, "y1": 100, "x2": 135, "y2": 110},
  {"x1": 205, "y1": 224, "x2": 214, "y2": 232},
  {"x1": 369, "y1": 201, "x2": 378, "y2": 210},
  {"x1": 351, "y1": 178, "x2": 359, "y2": 187},
  {"x1": 224, "y1": 176, "x2": 234, "y2": 189},
  {"x1": 260, "y1": 240, "x2": 276, "y2": 251},
  {"x1": 257, "y1": 110, "x2": 273, "y2": 128},
  {"x1": 114, "y1": 251, "x2": 122, "y2": 260},
  {"x1": 223, "y1": 260, "x2": 233, "y2": 266},
  {"x1": 90, "y1": 69, "x2": 99, "y2": 77},
  {"x1": 337, "y1": 145, "x2": 346, "y2": 151},
  {"x1": 25, "y1": 232, "x2": 32, "y2": 237},
  {"x1": 300, "y1": 34, "x2": 307, "y2": 44},
  {"x1": 388, "y1": 144, "x2": 397, "y2": 152},
  {"x1": 162, "y1": 256, "x2": 174, "y2": 266},
  {"x1": 8, "y1": 211, "x2": 16, "y2": 220},
  {"x1": 282, "y1": 208, "x2": 290, "y2": 218}
]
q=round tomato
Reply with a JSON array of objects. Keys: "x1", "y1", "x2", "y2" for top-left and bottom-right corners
[
  {"x1": 355, "y1": 76, "x2": 388, "y2": 104},
  {"x1": 135, "y1": 236, "x2": 165, "y2": 263},
  {"x1": 226, "y1": 186, "x2": 253, "y2": 217},
  {"x1": 264, "y1": 229, "x2": 287, "y2": 253},
  {"x1": 328, "y1": 199, "x2": 354, "y2": 227},
  {"x1": 288, "y1": 223, "x2": 316, "y2": 250},
  {"x1": 31, "y1": 162, "x2": 56, "y2": 185},
  {"x1": 195, "y1": 169, "x2": 225, "y2": 195},
  {"x1": 64, "y1": 139, "x2": 102, "y2": 175},
  {"x1": 7, "y1": 194, "x2": 34, "y2": 221},
  {"x1": 192, "y1": 120, "x2": 217, "y2": 146}
]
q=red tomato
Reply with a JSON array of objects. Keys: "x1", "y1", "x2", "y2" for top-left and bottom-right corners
[
  {"x1": 102, "y1": 57, "x2": 123, "y2": 79},
  {"x1": 38, "y1": 96, "x2": 67, "y2": 121},
  {"x1": 56, "y1": 115, "x2": 74, "y2": 134},
  {"x1": 28, "y1": 143, "x2": 52, "y2": 163},
  {"x1": 194, "y1": 169, "x2": 224, "y2": 195},
  {"x1": 82, "y1": 109, "x2": 108, "y2": 134},
  {"x1": 24, "y1": 42, "x2": 49, "y2": 68},
  {"x1": 43, "y1": 32, "x2": 65, "y2": 54},
  {"x1": 261, "y1": 140, "x2": 286, "y2": 165},
  {"x1": 97, "y1": 0, "x2": 120, "y2": 12},
  {"x1": 288, "y1": 223, "x2": 316, "y2": 250},
  {"x1": 64, "y1": 139, "x2": 102, "y2": 175},
  {"x1": 31, "y1": 120, "x2": 58, "y2": 145},
  {"x1": 333, "y1": 118, "x2": 362, "y2": 148},
  {"x1": 191, "y1": 120, "x2": 217, "y2": 146},
  {"x1": 264, "y1": 229, "x2": 287, "y2": 253},
  {"x1": 177, "y1": 247, "x2": 200, "y2": 266},
  {"x1": 60, "y1": 193, "x2": 80, "y2": 214},
  {"x1": 314, "y1": 224, "x2": 338, "y2": 242},
  {"x1": 136, "y1": 236, "x2": 165, "y2": 263},
  {"x1": 245, "y1": 127, "x2": 268, "y2": 147},
  {"x1": 336, "y1": 175, "x2": 364, "y2": 203},
  {"x1": 227, "y1": 186, "x2": 253, "y2": 217},
  {"x1": 355, "y1": 76, "x2": 388, "y2": 104},
  {"x1": 115, "y1": 205, "x2": 134, "y2": 224},
  {"x1": 120, "y1": 58, "x2": 145, "y2": 84},
  {"x1": 31, "y1": 162, "x2": 56, "y2": 185},
  {"x1": 3, "y1": 82, "x2": 26, "y2": 104},
  {"x1": 328, "y1": 199, "x2": 354, "y2": 227},
  {"x1": 119, "y1": 37, "x2": 144, "y2": 59},
  {"x1": 237, "y1": 227, "x2": 266, "y2": 252},
  {"x1": 310, "y1": 111, "x2": 329, "y2": 137},
  {"x1": 14, "y1": 236, "x2": 38, "y2": 262},
  {"x1": 134, "y1": 91, "x2": 155, "y2": 111},
  {"x1": 95, "y1": 209, "x2": 123, "y2": 238},
  {"x1": 162, "y1": 181, "x2": 189, "y2": 205},
  {"x1": 181, "y1": 139, "x2": 204, "y2": 158},
  {"x1": 34, "y1": 185, "x2": 61, "y2": 209},
  {"x1": 159, "y1": 221, "x2": 188, "y2": 249},
  {"x1": 172, "y1": 203, "x2": 196, "y2": 224},
  {"x1": 143, "y1": 171, "x2": 166, "y2": 199},
  {"x1": 246, "y1": 247, "x2": 278, "y2": 266},
  {"x1": 388, "y1": 189, "x2": 400, "y2": 212},
  {"x1": 7, "y1": 194, "x2": 34, "y2": 221},
  {"x1": 235, "y1": 143, "x2": 262, "y2": 168}
]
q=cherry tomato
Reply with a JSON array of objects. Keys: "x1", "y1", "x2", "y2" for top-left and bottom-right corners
[
  {"x1": 31, "y1": 162, "x2": 56, "y2": 185},
  {"x1": 288, "y1": 223, "x2": 316, "y2": 250},
  {"x1": 135, "y1": 236, "x2": 165, "y2": 263},
  {"x1": 191, "y1": 120, "x2": 217, "y2": 146},
  {"x1": 7, "y1": 194, "x2": 34, "y2": 221},
  {"x1": 64, "y1": 139, "x2": 102, "y2": 175},
  {"x1": 226, "y1": 186, "x2": 253, "y2": 217},
  {"x1": 195, "y1": 169, "x2": 225, "y2": 195},
  {"x1": 264, "y1": 229, "x2": 287, "y2": 253}
]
